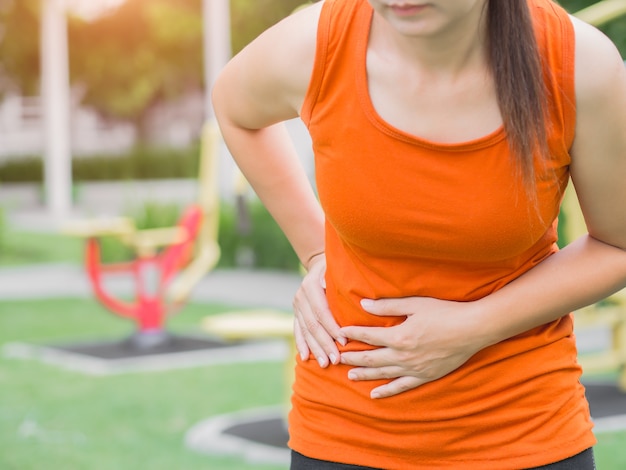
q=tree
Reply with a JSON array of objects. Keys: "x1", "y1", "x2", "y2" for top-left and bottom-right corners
[
  {"x1": 0, "y1": 0, "x2": 307, "y2": 124},
  {"x1": 67, "y1": 0, "x2": 203, "y2": 129},
  {"x1": 0, "y1": 0, "x2": 622, "y2": 134},
  {"x1": 67, "y1": 0, "x2": 306, "y2": 130},
  {"x1": 0, "y1": 0, "x2": 40, "y2": 97}
]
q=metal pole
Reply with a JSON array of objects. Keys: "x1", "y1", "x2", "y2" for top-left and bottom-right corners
[
  {"x1": 41, "y1": 0, "x2": 72, "y2": 219},
  {"x1": 202, "y1": 0, "x2": 231, "y2": 121}
]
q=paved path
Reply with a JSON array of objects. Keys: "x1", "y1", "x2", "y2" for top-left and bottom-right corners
[{"x1": 0, "y1": 263, "x2": 301, "y2": 310}]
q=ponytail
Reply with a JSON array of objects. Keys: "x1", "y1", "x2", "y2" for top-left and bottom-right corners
[{"x1": 487, "y1": 0, "x2": 549, "y2": 191}]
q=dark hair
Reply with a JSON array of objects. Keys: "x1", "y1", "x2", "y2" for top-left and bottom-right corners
[{"x1": 487, "y1": 0, "x2": 549, "y2": 191}]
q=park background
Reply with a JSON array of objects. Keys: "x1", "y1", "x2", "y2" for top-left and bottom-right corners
[{"x1": 1, "y1": 0, "x2": 625, "y2": 469}]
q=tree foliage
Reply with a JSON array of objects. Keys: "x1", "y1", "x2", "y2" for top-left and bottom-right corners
[
  {"x1": 0, "y1": 0, "x2": 40, "y2": 96},
  {"x1": 230, "y1": 0, "x2": 308, "y2": 54},
  {"x1": 67, "y1": 0, "x2": 204, "y2": 122},
  {"x1": 0, "y1": 0, "x2": 307, "y2": 122},
  {"x1": 0, "y1": 0, "x2": 623, "y2": 128}
]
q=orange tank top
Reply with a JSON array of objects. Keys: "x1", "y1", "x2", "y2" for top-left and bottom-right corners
[{"x1": 290, "y1": 0, "x2": 595, "y2": 468}]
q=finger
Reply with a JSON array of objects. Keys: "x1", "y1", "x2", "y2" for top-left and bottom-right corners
[
  {"x1": 301, "y1": 312, "x2": 340, "y2": 366},
  {"x1": 294, "y1": 310, "x2": 337, "y2": 367},
  {"x1": 370, "y1": 376, "x2": 426, "y2": 399},
  {"x1": 294, "y1": 288, "x2": 340, "y2": 363},
  {"x1": 346, "y1": 365, "x2": 405, "y2": 381},
  {"x1": 319, "y1": 270, "x2": 326, "y2": 289},
  {"x1": 340, "y1": 325, "x2": 396, "y2": 348},
  {"x1": 360, "y1": 297, "x2": 414, "y2": 317},
  {"x1": 305, "y1": 292, "x2": 346, "y2": 346},
  {"x1": 295, "y1": 314, "x2": 330, "y2": 367},
  {"x1": 293, "y1": 317, "x2": 310, "y2": 361},
  {"x1": 294, "y1": 273, "x2": 345, "y2": 363},
  {"x1": 302, "y1": 276, "x2": 346, "y2": 346},
  {"x1": 340, "y1": 347, "x2": 396, "y2": 368}
]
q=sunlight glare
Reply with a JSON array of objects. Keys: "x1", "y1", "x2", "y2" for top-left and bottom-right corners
[{"x1": 65, "y1": 0, "x2": 127, "y2": 20}]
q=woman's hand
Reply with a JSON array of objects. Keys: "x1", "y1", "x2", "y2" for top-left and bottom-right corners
[
  {"x1": 293, "y1": 253, "x2": 347, "y2": 367},
  {"x1": 340, "y1": 296, "x2": 486, "y2": 399}
]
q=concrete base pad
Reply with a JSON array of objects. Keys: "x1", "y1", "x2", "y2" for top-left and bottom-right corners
[
  {"x1": 585, "y1": 381, "x2": 626, "y2": 432},
  {"x1": 2, "y1": 333, "x2": 288, "y2": 375}
]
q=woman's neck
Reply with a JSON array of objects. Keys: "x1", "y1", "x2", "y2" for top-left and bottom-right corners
[{"x1": 368, "y1": 8, "x2": 489, "y2": 78}]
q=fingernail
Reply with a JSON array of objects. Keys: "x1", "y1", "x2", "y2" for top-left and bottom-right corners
[
  {"x1": 300, "y1": 351, "x2": 308, "y2": 361},
  {"x1": 329, "y1": 353, "x2": 337, "y2": 364},
  {"x1": 337, "y1": 336, "x2": 347, "y2": 347},
  {"x1": 360, "y1": 299, "x2": 374, "y2": 309},
  {"x1": 317, "y1": 356, "x2": 327, "y2": 368},
  {"x1": 371, "y1": 391, "x2": 381, "y2": 399},
  {"x1": 348, "y1": 370, "x2": 357, "y2": 380}
]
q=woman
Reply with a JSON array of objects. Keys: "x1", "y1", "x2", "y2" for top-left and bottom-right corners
[{"x1": 212, "y1": 0, "x2": 626, "y2": 468}]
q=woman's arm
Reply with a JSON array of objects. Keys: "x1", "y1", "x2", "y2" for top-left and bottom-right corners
[
  {"x1": 460, "y1": 16, "x2": 626, "y2": 343},
  {"x1": 338, "y1": 17, "x2": 626, "y2": 398},
  {"x1": 212, "y1": 2, "x2": 345, "y2": 363},
  {"x1": 212, "y1": 3, "x2": 324, "y2": 266}
]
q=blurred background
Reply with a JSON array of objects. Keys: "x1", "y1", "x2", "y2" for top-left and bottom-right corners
[
  {"x1": 0, "y1": 0, "x2": 314, "y2": 271},
  {"x1": 0, "y1": 1, "x2": 625, "y2": 469},
  {"x1": 0, "y1": 0, "x2": 624, "y2": 238}
]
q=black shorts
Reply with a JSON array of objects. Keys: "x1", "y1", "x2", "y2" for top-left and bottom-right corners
[{"x1": 290, "y1": 448, "x2": 596, "y2": 470}]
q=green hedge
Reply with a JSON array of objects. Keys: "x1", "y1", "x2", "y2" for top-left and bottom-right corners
[
  {"x1": 0, "y1": 206, "x2": 5, "y2": 255},
  {"x1": 0, "y1": 144, "x2": 200, "y2": 183},
  {"x1": 96, "y1": 199, "x2": 299, "y2": 272},
  {"x1": 218, "y1": 198, "x2": 300, "y2": 271}
]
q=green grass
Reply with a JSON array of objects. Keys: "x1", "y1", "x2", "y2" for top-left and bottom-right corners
[
  {"x1": 0, "y1": 230, "x2": 83, "y2": 266},
  {"x1": 0, "y1": 298, "x2": 288, "y2": 470},
  {"x1": 596, "y1": 431, "x2": 626, "y2": 469}
]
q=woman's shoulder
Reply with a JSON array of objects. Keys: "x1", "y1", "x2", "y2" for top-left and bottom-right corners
[
  {"x1": 246, "y1": 1, "x2": 324, "y2": 106},
  {"x1": 571, "y1": 15, "x2": 625, "y2": 107},
  {"x1": 213, "y1": 2, "x2": 323, "y2": 126}
]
